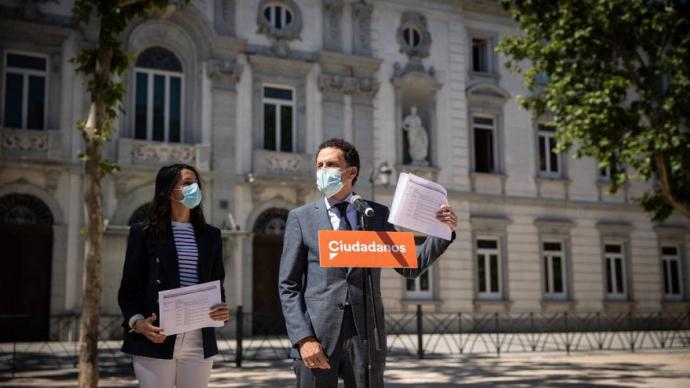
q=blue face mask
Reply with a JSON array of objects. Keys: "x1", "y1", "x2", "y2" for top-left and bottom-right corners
[
  {"x1": 316, "y1": 168, "x2": 346, "y2": 198},
  {"x1": 176, "y1": 182, "x2": 202, "y2": 209}
]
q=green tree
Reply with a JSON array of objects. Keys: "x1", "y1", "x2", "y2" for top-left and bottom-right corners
[
  {"x1": 498, "y1": 0, "x2": 690, "y2": 221},
  {"x1": 71, "y1": 1, "x2": 176, "y2": 387}
]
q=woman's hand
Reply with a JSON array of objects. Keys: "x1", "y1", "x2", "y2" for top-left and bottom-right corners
[
  {"x1": 133, "y1": 313, "x2": 166, "y2": 344},
  {"x1": 209, "y1": 303, "x2": 230, "y2": 322}
]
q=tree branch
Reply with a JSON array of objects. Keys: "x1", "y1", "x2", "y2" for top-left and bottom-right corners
[{"x1": 654, "y1": 151, "x2": 690, "y2": 219}]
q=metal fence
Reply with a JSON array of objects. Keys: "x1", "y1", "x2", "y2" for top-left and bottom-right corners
[{"x1": 2, "y1": 307, "x2": 689, "y2": 377}]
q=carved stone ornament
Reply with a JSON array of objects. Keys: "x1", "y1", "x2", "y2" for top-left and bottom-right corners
[
  {"x1": 318, "y1": 74, "x2": 379, "y2": 97},
  {"x1": 1, "y1": 129, "x2": 48, "y2": 151},
  {"x1": 352, "y1": 1, "x2": 373, "y2": 55},
  {"x1": 396, "y1": 11, "x2": 432, "y2": 59},
  {"x1": 131, "y1": 141, "x2": 196, "y2": 164},
  {"x1": 208, "y1": 58, "x2": 242, "y2": 89},
  {"x1": 402, "y1": 106, "x2": 428, "y2": 164},
  {"x1": 256, "y1": 0, "x2": 303, "y2": 45},
  {"x1": 265, "y1": 152, "x2": 303, "y2": 173}
]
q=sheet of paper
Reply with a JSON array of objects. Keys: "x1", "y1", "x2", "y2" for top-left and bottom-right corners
[
  {"x1": 158, "y1": 280, "x2": 224, "y2": 336},
  {"x1": 388, "y1": 172, "x2": 452, "y2": 240}
]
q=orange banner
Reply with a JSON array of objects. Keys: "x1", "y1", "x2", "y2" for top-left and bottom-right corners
[{"x1": 318, "y1": 230, "x2": 417, "y2": 268}]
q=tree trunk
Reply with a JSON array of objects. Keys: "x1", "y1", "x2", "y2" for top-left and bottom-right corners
[
  {"x1": 654, "y1": 152, "x2": 690, "y2": 219},
  {"x1": 77, "y1": 28, "x2": 114, "y2": 387}
]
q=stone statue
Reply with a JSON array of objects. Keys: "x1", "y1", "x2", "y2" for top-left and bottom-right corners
[{"x1": 402, "y1": 106, "x2": 428, "y2": 164}]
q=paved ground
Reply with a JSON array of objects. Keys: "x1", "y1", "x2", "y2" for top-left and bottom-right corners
[{"x1": 2, "y1": 350, "x2": 690, "y2": 387}]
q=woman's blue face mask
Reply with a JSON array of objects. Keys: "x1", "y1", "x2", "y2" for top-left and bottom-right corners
[{"x1": 175, "y1": 182, "x2": 202, "y2": 209}]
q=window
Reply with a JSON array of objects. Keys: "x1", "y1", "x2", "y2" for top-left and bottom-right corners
[
  {"x1": 543, "y1": 241, "x2": 567, "y2": 299},
  {"x1": 402, "y1": 26, "x2": 421, "y2": 49},
  {"x1": 473, "y1": 115, "x2": 496, "y2": 173},
  {"x1": 406, "y1": 236, "x2": 434, "y2": 299},
  {"x1": 538, "y1": 124, "x2": 561, "y2": 177},
  {"x1": 471, "y1": 38, "x2": 490, "y2": 73},
  {"x1": 263, "y1": 3, "x2": 293, "y2": 30},
  {"x1": 476, "y1": 238, "x2": 501, "y2": 299},
  {"x1": 3, "y1": 52, "x2": 47, "y2": 130},
  {"x1": 262, "y1": 86, "x2": 295, "y2": 152},
  {"x1": 599, "y1": 165, "x2": 611, "y2": 180},
  {"x1": 661, "y1": 245, "x2": 682, "y2": 299},
  {"x1": 604, "y1": 243, "x2": 627, "y2": 299},
  {"x1": 134, "y1": 47, "x2": 183, "y2": 143}
]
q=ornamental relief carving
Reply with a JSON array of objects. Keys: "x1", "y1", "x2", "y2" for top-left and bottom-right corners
[
  {"x1": 131, "y1": 142, "x2": 196, "y2": 164},
  {"x1": 208, "y1": 58, "x2": 243, "y2": 89},
  {"x1": 264, "y1": 153, "x2": 303, "y2": 173},
  {"x1": 318, "y1": 74, "x2": 379, "y2": 97},
  {"x1": 1, "y1": 130, "x2": 48, "y2": 151}
]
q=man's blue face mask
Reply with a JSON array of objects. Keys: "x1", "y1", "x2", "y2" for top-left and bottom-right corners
[
  {"x1": 175, "y1": 182, "x2": 202, "y2": 209},
  {"x1": 316, "y1": 167, "x2": 349, "y2": 198}
]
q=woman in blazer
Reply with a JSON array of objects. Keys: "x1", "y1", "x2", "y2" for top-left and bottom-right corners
[{"x1": 118, "y1": 163, "x2": 229, "y2": 388}]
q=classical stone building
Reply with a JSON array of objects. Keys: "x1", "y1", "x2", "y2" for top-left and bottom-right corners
[{"x1": 1, "y1": 0, "x2": 688, "y2": 340}]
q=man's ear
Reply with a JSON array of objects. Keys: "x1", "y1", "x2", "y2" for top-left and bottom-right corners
[{"x1": 348, "y1": 166, "x2": 358, "y2": 182}]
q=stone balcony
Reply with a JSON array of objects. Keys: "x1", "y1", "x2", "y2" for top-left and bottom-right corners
[
  {"x1": 251, "y1": 149, "x2": 313, "y2": 183},
  {"x1": 0, "y1": 127, "x2": 64, "y2": 162},
  {"x1": 117, "y1": 138, "x2": 210, "y2": 172}
]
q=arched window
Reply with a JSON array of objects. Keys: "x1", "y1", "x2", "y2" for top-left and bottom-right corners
[
  {"x1": 0, "y1": 194, "x2": 54, "y2": 225},
  {"x1": 263, "y1": 3, "x2": 294, "y2": 30},
  {"x1": 402, "y1": 26, "x2": 421, "y2": 49},
  {"x1": 134, "y1": 47, "x2": 183, "y2": 143}
]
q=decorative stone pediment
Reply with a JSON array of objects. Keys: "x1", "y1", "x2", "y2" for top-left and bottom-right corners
[
  {"x1": 466, "y1": 83, "x2": 510, "y2": 103},
  {"x1": 319, "y1": 74, "x2": 379, "y2": 97}
]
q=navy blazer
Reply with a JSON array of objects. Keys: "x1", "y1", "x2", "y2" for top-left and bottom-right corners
[{"x1": 118, "y1": 222, "x2": 226, "y2": 359}]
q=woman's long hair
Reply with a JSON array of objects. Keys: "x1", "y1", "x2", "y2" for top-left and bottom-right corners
[{"x1": 144, "y1": 163, "x2": 206, "y2": 244}]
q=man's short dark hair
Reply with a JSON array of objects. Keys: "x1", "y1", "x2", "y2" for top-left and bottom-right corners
[{"x1": 317, "y1": 138, "x2": 360, "y2": 185}]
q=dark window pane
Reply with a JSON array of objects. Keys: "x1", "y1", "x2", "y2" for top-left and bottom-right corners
[
  {"x1": 169, "y1": 77, "x2": 181, "y2": 143},
  {"x1": 615, "y1": 258, "x2": 624, "y2": 294},
  {"x1": 152, "y1": 75, "x2": 165, "y2": 141},
  {"x1": 3, "y1": 72, "x2": 23, "y2": 128},
  {"x1": 539, "y1": 136, "x2": 547, "y2": 172},
  {"x1": 543, "y1": 242, "x2": 562, "y2": 252},
  {"x1": 135, "y1": 72, "x2": 148, "y2": 139},
  {"x1": 544, "y1": 256, "x2": 550, "y2": 293},
  {"x1": 552, "y1": 256, "x2": 563, "y2": 293},
  {"x1": 7, "y1": 53, "x2": 46, "y2": 71},
  {"x1": 264, "y1": 87, "x2": 293, "y2": 100},
  {"x1": 406, "y1": 278, "x2": 415, "y2": 291},
  {"x1": 663, "y1": 261, "x2": 670, "y2": 295},
  {"x1": 264, "y1": 6, "x2": 271, "y2": 20},
  {"x1": 135, "y1": 47, "x2": 182, "y2": 72},
  {"x1": 605, "y1": 244, "x2": 622, "y2": 254},
  {"x1": 477, "y1": 239, "x2": 497, "y2": 249},
  {"x1": 478, "y1": 254, "x2": 486, "y2": 292},
  {"x1": 413, "y1": 29, "x2": 420, "y2": 47},
  {"x1": 263, "y1": 103, "x2": 276, "y2": 150},
  {"x1": 549, "y1": 137, "x2": 559, "y2": 173},
  {"x1": 474, "y1": 127, "x2": 494, "y2": 172},
  {"x1": 670, "y1": 260, "x2": 680, "y2": 295},
  {"x1": 276, "y1": 8, "x2": 284, "y2": 29},
  {"x1": 280, "y1": 105, "x2": 293, "y2": 152},
  {"x1": 606, "y1": 258, "x2": 613, "y2": 294},
  {"x1": 26, "y1": 76, "x2": 45, "y2": 130},
  {"x1": 472, "y1": 39, "x2": 487, "y2": 72},
  {"x1": 662, "y1": 246, "x2": 678, "y2": 256},
  {"x1": 490, "y1": 254, "x2": 499, "y2": 293},
  {"x1": 285, "y1": 9, "x2": 292, "y2": 25},
  {"x1": 420, "y1": 271, "x2": 429, "y2": 291}
]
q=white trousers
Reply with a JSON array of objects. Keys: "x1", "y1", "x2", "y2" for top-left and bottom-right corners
[{"x1": 132, "y1": 329, "x2": 213, "y2": 388}]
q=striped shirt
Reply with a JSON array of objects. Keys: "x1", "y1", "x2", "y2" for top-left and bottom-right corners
[{"x1": 171, "y1": 221, "x2": 199, "y2": 287}]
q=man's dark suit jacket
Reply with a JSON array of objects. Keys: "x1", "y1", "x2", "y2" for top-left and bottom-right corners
[
  {"x1": 118, "y1": 222, "x2": 226, "y2": 359},
  {"x1": 278, "y1": 198, "x2": 455, "y2": 364}
]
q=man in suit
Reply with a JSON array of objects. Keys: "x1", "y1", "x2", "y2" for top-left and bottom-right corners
[{"x1": 279, "y1": 138, "x2": 457, "y2": 387}]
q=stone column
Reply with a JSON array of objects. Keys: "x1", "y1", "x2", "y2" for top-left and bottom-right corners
[
  {"x1": 352, "y1": 1, "x2": 373, "y2": 56},
  {"x1": 208, "y1": 58, "x2": 242, "y2": 227},
  {"x1": 318, "y1": 74, "x2": 349, "y2": 140},
  {"x1": 351, "y1": 77, "x2": 379, "y2": 189},
  {"x1": 323, "y1": 0, "x2": 344, "y2": 52}
]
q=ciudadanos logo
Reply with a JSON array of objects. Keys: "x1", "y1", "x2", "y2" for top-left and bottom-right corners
[
  {"x1": 318, "y1": 230, "x2": 417, "y2": 269},
  {"x1": 327, "y1": 240, "x2": 407, "y2": 260}
]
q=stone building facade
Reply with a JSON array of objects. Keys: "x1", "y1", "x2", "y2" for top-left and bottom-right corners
[{"x1": 0, "y1": 0, "x2": 688, "y2": 340}]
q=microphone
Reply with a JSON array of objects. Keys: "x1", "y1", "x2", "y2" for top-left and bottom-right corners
[{"x1": 350, "y1": 195, "x2": 375, "y2": 218}]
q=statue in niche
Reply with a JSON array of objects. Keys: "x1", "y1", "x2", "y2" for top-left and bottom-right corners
[{"x1": 402, "y1": 106, "x2": 428, "y2": 164}]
